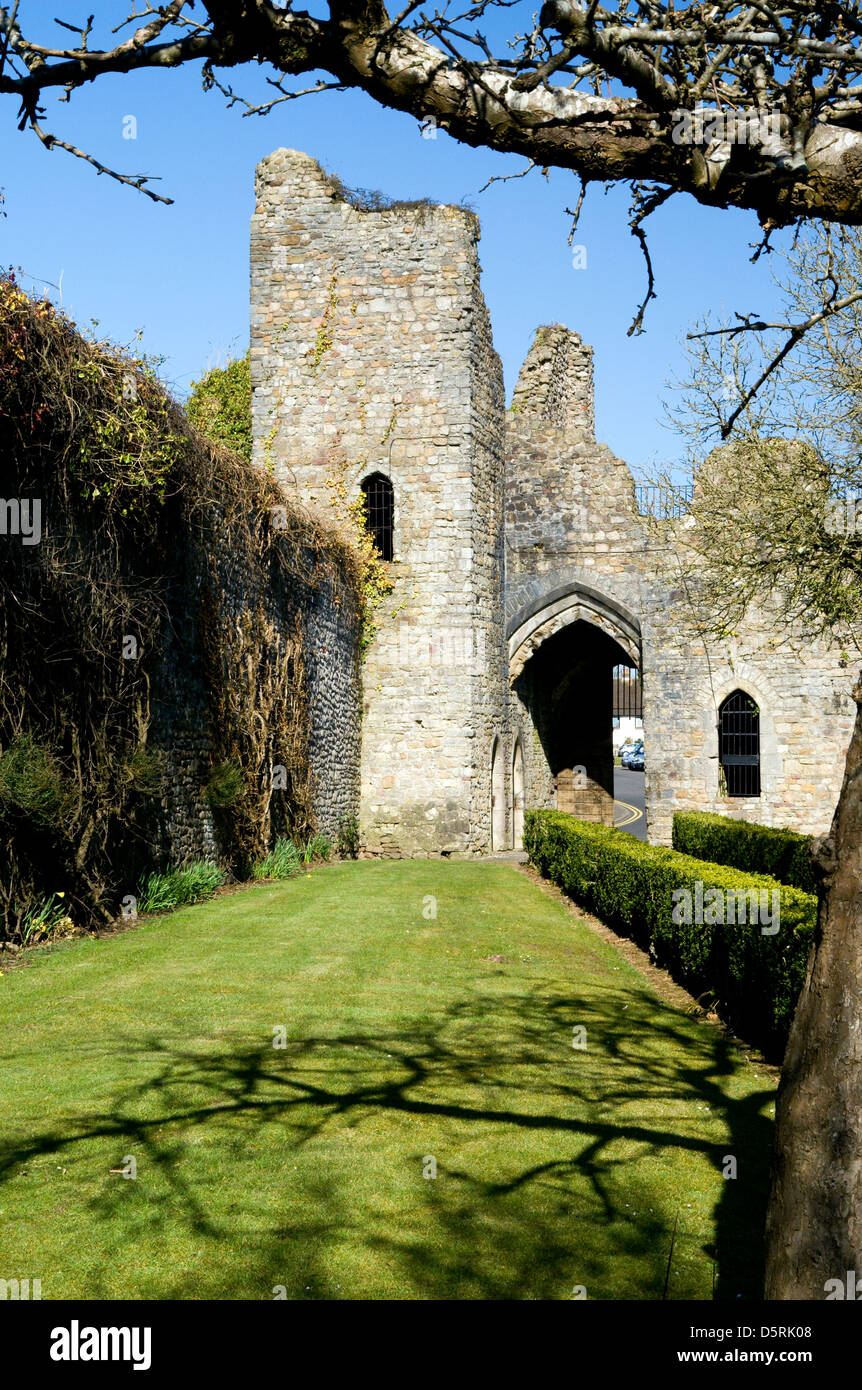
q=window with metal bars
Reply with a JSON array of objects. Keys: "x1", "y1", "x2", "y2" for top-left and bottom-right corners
[
  {"x1": 360, "y1": 473, "x2": 394, "y2": 561},
  {"x1": 612, "y1": 664, "x2": 642, "y2": 719},
  {"x1": 718, "y1": 689, "x2": 761, "y2": 797}
]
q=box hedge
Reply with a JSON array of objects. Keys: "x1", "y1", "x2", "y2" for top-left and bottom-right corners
[
  {"x1": 672, "y1": 810, "x2": 816, "y2": 894},
  {"x1": 524, "y1": 810, "x2": 817, "y2": 1059}
]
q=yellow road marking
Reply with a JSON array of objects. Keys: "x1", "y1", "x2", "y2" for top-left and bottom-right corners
[{"x1": 614, "y1": 798, "x2": 642, "y2": 828}]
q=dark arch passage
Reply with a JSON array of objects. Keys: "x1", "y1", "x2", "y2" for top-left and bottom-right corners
[{"x1": 512, "y1": 618, "x2": 633, "y2": 825}]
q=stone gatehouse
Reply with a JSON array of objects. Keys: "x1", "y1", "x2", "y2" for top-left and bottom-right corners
[{"x1": 250, "y1": 147, "x2": 855, "y2": 854}]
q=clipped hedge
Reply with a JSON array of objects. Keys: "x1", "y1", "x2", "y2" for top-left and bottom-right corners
[
  {"x1": 672, "y1": 810, "x2": 816, "y2": 894},
  {"x1": 524, "y1": 810, "x2": 818, "y2": 1058}
]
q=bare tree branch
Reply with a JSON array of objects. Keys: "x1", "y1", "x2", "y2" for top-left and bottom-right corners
[
  {"x1": 627, "y1": 180, "x2": 673, "y2": 335},
  {"x1": 2, "y1": 0, "x2": 862, "y2": 231},
  {"x1": 27, "y1": 116, "x2": 173, "y2": 203},
  {"x1": 688, "y1": 292, "x2": 862, "y2": 436}
]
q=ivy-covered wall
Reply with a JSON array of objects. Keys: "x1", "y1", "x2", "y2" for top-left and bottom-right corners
[{"x1": 0, "y1": 277, "x2": 362, "y2": 940}]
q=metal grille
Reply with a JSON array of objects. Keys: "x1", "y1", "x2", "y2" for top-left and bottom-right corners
[
  {"x1": 635, "y1": 484, "x2": 694, "y2": 519},
  {"x1": 612, "y1": 664, "x2": 642, "y2": 718},
  {"x1": 719, "y1": 690, "x2": 761, "y2": 797},
  {"x1": 360, "y1": 473, "x2": 394, "y2": 561}
]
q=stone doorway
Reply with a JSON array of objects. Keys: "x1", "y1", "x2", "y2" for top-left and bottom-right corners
[
  {"x1": 512, "y1": 740, "x2": 525, "y2": 849},
  {"x1": 491, "y1": 736, "x2": 507, "y2": 850}
]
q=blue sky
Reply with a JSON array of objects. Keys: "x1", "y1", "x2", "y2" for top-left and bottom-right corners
[{"x1": 1, "y1": 19, "x2": 792, "y2": 479}]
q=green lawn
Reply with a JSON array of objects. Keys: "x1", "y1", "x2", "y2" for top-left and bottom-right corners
[{"x1": 0, "y1": 861, "x2": 775, "y2": 1300}]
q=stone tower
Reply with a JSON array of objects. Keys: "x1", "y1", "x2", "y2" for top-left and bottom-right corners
[{"x1": 250, "y1": 149, "x2": 507, "y2": 854}]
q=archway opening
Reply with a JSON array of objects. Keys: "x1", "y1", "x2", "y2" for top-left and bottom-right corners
[
  {"x1": 491, "y1": 737, "x2": 507, "y2": 851},
  {"x1": 360, "y1": 472, "x2": 394, "y2": 561},
  {"x1": 512, "y1": 740, "x2": 525, "y2": 850},
  {"x1": 512, "y1": 619, "x2": 637, "y2": 826}
]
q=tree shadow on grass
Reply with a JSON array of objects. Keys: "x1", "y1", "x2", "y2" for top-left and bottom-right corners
[{"x1": 0, "y1": 981, "x2": 773, "y2": 1299}]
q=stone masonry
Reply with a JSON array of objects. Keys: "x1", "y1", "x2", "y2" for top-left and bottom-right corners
[
  {"x1": 251, "y1": 149, "x2": 506, "y2": 855},
  {"x1": 251, "y1": 149, "x2": 856, "y2": 853}
]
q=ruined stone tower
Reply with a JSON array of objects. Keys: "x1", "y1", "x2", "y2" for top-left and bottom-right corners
[{"x1": 250, "y1": 149, "x2": 507, "y2": 854}]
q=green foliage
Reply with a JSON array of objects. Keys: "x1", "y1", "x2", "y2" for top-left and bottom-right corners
[
  {"x1": 186, "y1": 352, "x2": 252, "y2": 463},
  {"x1": 324, "y1": 453, "x2": 395, "y2": 658},
  {"x1": 304, "y1": 832, "x2": 332, "y2": 863},
  {"x1": 336, "y1": 813, "x2": 360, "y2": 859},
  {"x1": 250, "y1": 831, "x2": 332, "y2": 880},
  {"x1": 122, "y1": 747, "x2": 162, "y2": 796},
  {"x1": 20, "y1": 893, "x2": 75, "y2": 946},
  {"x1": 252, "y1": 832, "x2": 333, "y2": 874},
  {"x1": 524, "y1": 810, "x2": 817, "y2": 1058},
  {"x1": 75, "y1": 395, "x2": 183, "y2": 508},
  {"x1": 672, "y1": 811, "x2": 816, "y2": 895},
  {"x1": 251, "y1": 837, "x2": 302, "y2": 881},
  {"x1": 0, "y1": 278, "x2": 199, "y2": 938},
  {"x1": 205, "y1": 761, "x2": 245, "y2": 810},
  {"x1": 1, "y1": 280, "x2": 187, "y2": 517},
  {"x1": 0, "y1": 734, "x2": 72, "y2": 828},
  {"x1": 310, "y1": 275, "x2": 338, "y2": 374},
  {"x1": 137, "y1": 861, "x2": 226, "y2": 914}
]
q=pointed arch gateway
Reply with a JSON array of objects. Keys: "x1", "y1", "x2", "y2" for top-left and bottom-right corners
[
  {"x1": 507, "y1": 580, "x2": 643, "y2": 829},
  {"x1": 507, "y1": 580, "x2": 641, "y2": 682}
]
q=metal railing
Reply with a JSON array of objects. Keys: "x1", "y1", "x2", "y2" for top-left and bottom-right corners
[{"x1": 635, "y1": 484, "x2": 694, "y2": 519}]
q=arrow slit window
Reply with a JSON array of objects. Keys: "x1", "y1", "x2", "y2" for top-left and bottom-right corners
[{"x1": 360, "y1": 473, "x2": 394, "y2": 561}]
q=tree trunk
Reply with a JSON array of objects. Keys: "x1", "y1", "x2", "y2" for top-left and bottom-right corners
[{"x1": 764, "y1": 674, "x2": 862, "y2": 1298}]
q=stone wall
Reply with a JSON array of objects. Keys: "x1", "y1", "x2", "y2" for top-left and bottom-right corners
[
  {"x1": 305, "y1": 576, "x2": 363, "y2": 838},
  {"x1": 504, "y1": 325, "x2": 650, "y2": 842},
  {"x1": 642, "y1": 599, "x2": 854, "y2": 843},
  {"x1": 148, "y1": 499, "x2": 361, "y2": 867},
  {"x1": 503, "y1": 324, "x2": 855, "y2": 846},
  {"x1": 148, "y1": 567, "x2": 219, "y2": 866}
]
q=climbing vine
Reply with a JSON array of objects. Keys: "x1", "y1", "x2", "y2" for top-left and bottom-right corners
[
  {"x1": 324, "y1": 446, "x2": 395, "y2": 656},
  {"x1": 0, "y1": 276, "x2": 362, "y2": 941},
  {"x1": 309, "y1": 273, "x2": 339, "y2": 374}
]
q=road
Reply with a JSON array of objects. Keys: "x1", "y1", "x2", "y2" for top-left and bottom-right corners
[{"x1": 614, "y1": 768, "x2": 646, "y2": 840}]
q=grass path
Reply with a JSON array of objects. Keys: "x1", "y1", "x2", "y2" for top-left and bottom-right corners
[{"x1": 0, "y1": 862, "x2": 775, "y2": 1300}]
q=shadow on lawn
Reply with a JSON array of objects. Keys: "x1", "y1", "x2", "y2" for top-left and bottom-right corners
[{"x1": 0, "y1": 981, "x2": 773, "y2": 1299}]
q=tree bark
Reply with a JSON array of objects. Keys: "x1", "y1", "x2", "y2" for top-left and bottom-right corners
[
  {"x1": 6, "y1": 2, "x2": 862, "y2": 226},
  {"x1": 764, "y1": 674, "x2": 862, "y2": 1299}
]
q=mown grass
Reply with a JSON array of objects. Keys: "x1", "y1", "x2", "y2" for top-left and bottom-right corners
[{"x1": 0, "y1": 862, "x2": 775, "y2": 1300}]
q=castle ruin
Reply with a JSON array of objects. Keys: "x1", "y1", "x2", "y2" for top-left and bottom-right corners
[{"x1": 250, "y1": 149, "x2": 855, "y2": 854}]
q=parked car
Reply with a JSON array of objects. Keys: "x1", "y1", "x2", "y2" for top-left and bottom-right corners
[
  {"x1": 617, "y1": 738, "x2": 639, "y2": 762},
  {"x1": 621, "y1": 741, "x2": 644, "y2": 769},
  {"x1": 628, "y1": 746, "x2": 645, "y2": 771}
]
